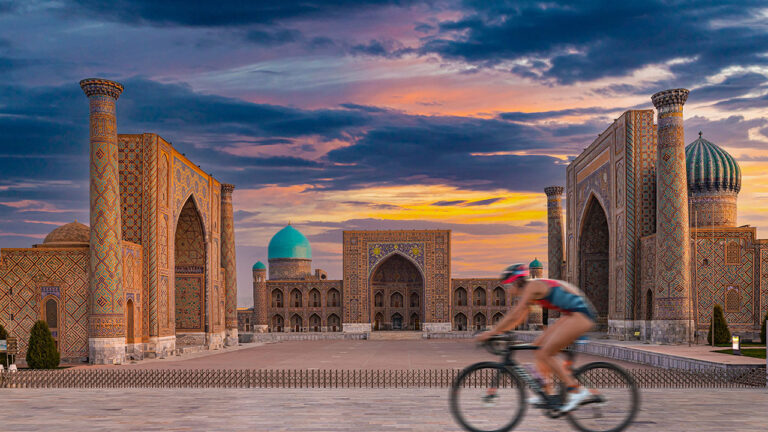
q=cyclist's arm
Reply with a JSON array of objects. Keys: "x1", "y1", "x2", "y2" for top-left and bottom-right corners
[{"x1": 483, "y1": 288, "x2": 534, "y2": 335}]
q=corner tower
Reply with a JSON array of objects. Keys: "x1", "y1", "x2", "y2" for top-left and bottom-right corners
[
  {"x1": 651, "y1": 88, "x2": 694, "y2": 343},
  {"x1": 80, "y1": 78, "x2": 125, "y2": 364},
  {"x1": 252, "y1": 261, "x2": 268, "y2": 333},
  {"x1": 544, "y1": 186, "x2": 565, "y2": 280},
  {"x1": 220, "y1": 183, "x2": 239, "y2": 346}
]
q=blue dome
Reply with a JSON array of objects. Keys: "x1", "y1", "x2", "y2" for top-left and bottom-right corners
[
  {"x1": 268, "y1": 225, "x2": 311, "y2": 260},
  {"x1": 252, "y1": 261, "x2": 266, "y2": 270},
  {"x1": 686, "y1": 133, "x2": 741, "y2": 194},
  {"x1": 529, "y1": 258, "x2": 543, "y2": 269}
]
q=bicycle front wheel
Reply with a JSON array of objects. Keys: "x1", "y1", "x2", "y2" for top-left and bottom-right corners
[
  {"x1": 565, "y1": 362, "x2": 639, "y2": 432},
  {"x1": 449, "y1": 362, "x2": 526, "y2": 432}
]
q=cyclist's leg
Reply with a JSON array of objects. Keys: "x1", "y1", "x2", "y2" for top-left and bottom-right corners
[
  {"x1": 534, "y1": 313, "x2": 593, "y2": 389},
  {"x1": 532, "y1": 317, "x2": 569, "y2": 394}
]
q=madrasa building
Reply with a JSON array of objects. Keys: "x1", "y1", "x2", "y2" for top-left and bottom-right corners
[
  {"x1": 238, "y1": 227, "x2": 545, "y2": 334},
  {"x1": 546, "y1": 88, "x2": 767, "y2": 343},
  {"x1": 0, "y1": 79, "x2": 239, "y2": 364}
]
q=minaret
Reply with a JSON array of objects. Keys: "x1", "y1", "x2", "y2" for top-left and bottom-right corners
[
  {"x1": 80, "y1": 78, "x2": 125, "y2": 364},
  {"x1": 544, "y1": 186, "x2": 565, "y2": 280},
  {"x1": 651, "y1": 88, "x2": 693, "y2": 343},
  {"x1": 252, "y1": 262, "x2": 268, "y2": 332},
  {"x1": 220, "y1": 183, "x2": 239, "y2": 345}
]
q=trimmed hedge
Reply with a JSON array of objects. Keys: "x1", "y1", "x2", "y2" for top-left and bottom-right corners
[
  {"x1": 707, "y1": 304, "x2": 731, "y2": 345},
  {"x1": 26, "y1": 320, "x2": 60, "y2": 369}
]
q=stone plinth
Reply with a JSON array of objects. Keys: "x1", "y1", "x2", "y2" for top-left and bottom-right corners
[
  {"x1": 343, "y1": 323, "x2": 372, "y2": 333},
  {"x1": 89, "y1": 337, "x2": 126, "y2": 365},
  {"x1": 422, "y1": 322, "x2": 451, "y2": 333}
]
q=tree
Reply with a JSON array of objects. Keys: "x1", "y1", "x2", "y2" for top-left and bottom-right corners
[
  {"x1": 761, "y1": 311, "x2": 767, "y2": 345},
  {"x1": 706, "y1": 304, "x2": 731, "y2": 345},
  {"x1": 25, "y1": 321, "x2": 60, "y2": 369},
  {"x1": 0, "y1": 323, "x2": 7, "y2": 367}
]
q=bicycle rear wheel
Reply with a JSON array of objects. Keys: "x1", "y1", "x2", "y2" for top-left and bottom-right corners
[
  {"x1": 565, "y1": 362, "x2": 639, "y2": 432},
  {"x1": 449, "y1": 362, "x2": 526, "y2": 432}
]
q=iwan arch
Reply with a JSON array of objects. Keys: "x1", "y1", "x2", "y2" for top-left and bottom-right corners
[
  {"x1": 0, "y1": 79, "x2": 239, "y2": 364},
  {"x1": 549, "y1": 88, "x2": 768, "y2": 343}
]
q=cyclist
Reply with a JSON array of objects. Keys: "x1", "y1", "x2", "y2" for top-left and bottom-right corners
[{"x1": 477, "y1": 263, "x2": 597, "y2": 412}]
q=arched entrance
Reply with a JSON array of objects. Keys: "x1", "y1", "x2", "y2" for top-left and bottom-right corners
[
  {"x1": 175, "y1": 197, "x2": 207, "y2": 340},
  {"x1": 454, "y1": 313, "x2": 467, "y2": 331},
  {"x1": 370, "y1": 253, "x2": 424, "y2": 330},
  {"x1": 43, "y1": 297, "x2": 59, "y2": 350},
  {"x1": 126, "y1": 299, "x2": 135, "y2": 343},
  {"x1": 579, "y1": 196, "x2": 609, "y2": 323}
]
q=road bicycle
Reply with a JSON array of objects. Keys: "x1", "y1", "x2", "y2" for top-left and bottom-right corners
[{"x1": 449, "y1": 332, "x2": 639, "y2": 432}]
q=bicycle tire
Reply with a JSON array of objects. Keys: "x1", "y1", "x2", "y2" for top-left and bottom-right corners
[
  {"x1": 564, "y1": 362, "x2": 640, "y2": 432},
  {"x1": 449, "y1": 362, "x2": 527, "y2": 432}
]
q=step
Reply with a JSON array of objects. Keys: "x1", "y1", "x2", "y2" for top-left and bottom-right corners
[{"x1": 368, "y1": 331, "x2": 424, "y2": 341}]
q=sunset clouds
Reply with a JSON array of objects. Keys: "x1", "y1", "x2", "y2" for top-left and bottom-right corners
[{"x1": 0, "y1": 1, "x2": 766, "y2": 306}]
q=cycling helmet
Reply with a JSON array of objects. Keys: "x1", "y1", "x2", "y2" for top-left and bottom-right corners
[{"x1": 500, "y1": 263, "x2": 529, "y2": 284}]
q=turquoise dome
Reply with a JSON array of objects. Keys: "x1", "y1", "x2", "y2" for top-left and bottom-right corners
[
  {"x1": 268, "y1": 225, "x2": 312, "y2": 260},
  {"x1": 529, "y1": 258, "x2": 543, "y2": 269},
  {"x1": 686, "y1": 133, "x2": 741, "y2": 194},
  {"x1": 252, "y1": 261, "x2": 266, "y2": 270}
]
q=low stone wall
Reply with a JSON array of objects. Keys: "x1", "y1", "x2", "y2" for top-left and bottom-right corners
[
  {"x1": 239, "y1": 332, "x2": 368, "y2": 343},
  {"x1": 515, "y1": 332, "x2": 764, "y2": 372}
]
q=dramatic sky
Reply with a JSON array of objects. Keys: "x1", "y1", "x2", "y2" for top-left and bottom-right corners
[{"x1": 1, "y1": 1, "x2": 767, "y2": 306}]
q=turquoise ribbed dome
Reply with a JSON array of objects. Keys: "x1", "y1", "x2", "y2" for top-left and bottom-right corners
[
  {"x1": 529, "y1": 258, "x2": 543, "y2": 269},
  {"x1": 252, "y1": 261, "x2": 266, "y2": 270},
  {"x1": 268, "y1": 225, "x2": 311, "y2": 260},
  {"x1": 686, "y1": 133, "x2": 741, "y2": 194}
]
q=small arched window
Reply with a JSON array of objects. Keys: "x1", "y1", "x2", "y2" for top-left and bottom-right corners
[
  {"x1": 271, "y1": 289, "x2": 283, "y2": 308},
  {"x1": 291, "y1": 289, "x2": 302, "y2": 307},
  {"x1": 374, "y1": 291, "x2": 384, "y2": 308},
  {"x1": 454, "y1": 313, "x2": 467, "y2": 331},
  {"x1": 309, "y1": 289, "x2": 321, "y2": 307},
  {"x1": 410, "y1": 292, "x2": 419, "y2": 308},
  {"x1": 391, "y1": 292, "x2": 403, "y2": 308},
  {"x1": 474, "y1": 287, "x2": 486, "y2": 306},
  {"x1": 493, "y1": 287, "x2": 505, "y2": 306},
  {"x1": 455, "y1": 288, "x2": 467, "y2": 306},
  {"x1": 327, "y1": 288, "x2": 340, "y2": 307}
]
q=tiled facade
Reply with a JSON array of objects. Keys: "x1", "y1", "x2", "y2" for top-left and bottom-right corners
[
  {"x1": 239, "y1": 230, "x2": 543, "y2": 334},
  {"x1": 0, "y1": 79, "x2": 238, "y2": 363},
  {"x1": 562, "y1": 90, "x2": 766, "y2": 342}
]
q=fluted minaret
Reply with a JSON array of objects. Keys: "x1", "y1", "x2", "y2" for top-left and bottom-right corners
[
  {"x1": 544, "y1": 187, "x2": 565, "y2": 280},
  {"x1": 220, "y1": 183, "x2": 239, "y2": 345},
  {"x1": 252, "y1": 262, "x2": 268, "y2": 332},
  {"x1": 651, "y1": 88, "x2": 694, "y2": 343},
  {"x1": 80, "y1": 78, "x2": 125, "y2": 364}
]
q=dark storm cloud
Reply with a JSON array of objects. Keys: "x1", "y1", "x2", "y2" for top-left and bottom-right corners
[
  {"x1": 713, "y1": 94, "x2": 768, "y2": 111},
  {"x1": 465, "y1": 198, "x2": 504, "y2": 206},
  {"x1": 245, "y1": 28, "x2": 303, "y2": 46},
  {"x1": 432, "y1": 200, "x2": 466, "y2": 206},
  {"x1": 418, "y1": 1, "x2": 768, "y2": 85},
  {"x1": 66, "y1": 0, "x2": 418, "y2": 26},
  {"x1": 687, "y1": 73, "x2": 768, "y2": 104},
  {"x1": 499, "y1": 107, "x2": 619, "y2": 122}
]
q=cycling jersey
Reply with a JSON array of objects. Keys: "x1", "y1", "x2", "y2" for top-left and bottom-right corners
[{"x1": 534, "y1": 279, "x2": 597, "y2": 322}]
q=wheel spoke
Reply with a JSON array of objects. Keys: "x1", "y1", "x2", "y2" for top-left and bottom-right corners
[
  {"x1": 450, "y1": 364, "x2": 526, "y2": 432},
  {"x1": 565, "y1": 363, "x2": 639, "y2": 432}
]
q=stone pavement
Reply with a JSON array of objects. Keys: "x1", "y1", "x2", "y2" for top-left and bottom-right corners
[
  {"x1": 108, "y1": 339, "x2": 648, "y2": 370},
  {"x1": 0, "y1": 388, "x2": 766, "y2": 431}
]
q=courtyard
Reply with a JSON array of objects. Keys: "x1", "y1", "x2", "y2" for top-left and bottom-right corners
[
  {"x1": 109, "y1": 338, "x2": 646, "y2": 370},
  {"x1": 0, "y1": 388, "x2": 766, "y2": 431}
]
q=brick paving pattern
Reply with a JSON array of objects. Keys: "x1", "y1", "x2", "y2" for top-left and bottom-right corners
[
  {"x1": 112, "y1": 339, "x2": 648, "y2": 370},
  {"x1": 0, "y1": 388, "x2": 766, "y2": 431}
]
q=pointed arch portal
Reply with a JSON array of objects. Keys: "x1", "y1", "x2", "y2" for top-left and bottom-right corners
[
  {"x1": 579, "y1": 196, "x2": 609, "y2": 321},
  {"x1": 370, "y1": 253, "x2": 424, "y2": 330}
]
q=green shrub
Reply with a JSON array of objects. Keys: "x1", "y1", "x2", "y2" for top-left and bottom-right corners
[
  {"x1": 25, "y1": 321, "x2": 59, "y2": 369},
  {"x1": 706, "y1": 304, "x2": 731, "y2": 345},
  {"x1": 761, "y1": 311, "x2": 767, "y2": 345},
  {"x1": 0, "y1": 323, "x2": 7, "y2": 367}
]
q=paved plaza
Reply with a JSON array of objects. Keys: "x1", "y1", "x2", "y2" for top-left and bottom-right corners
[
  {"x1": 0, "y1": 388, "x2": 766, "y2": 431},
  {"x1": 109, "y1": 339, "x2": 647, "y2": 370}
]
